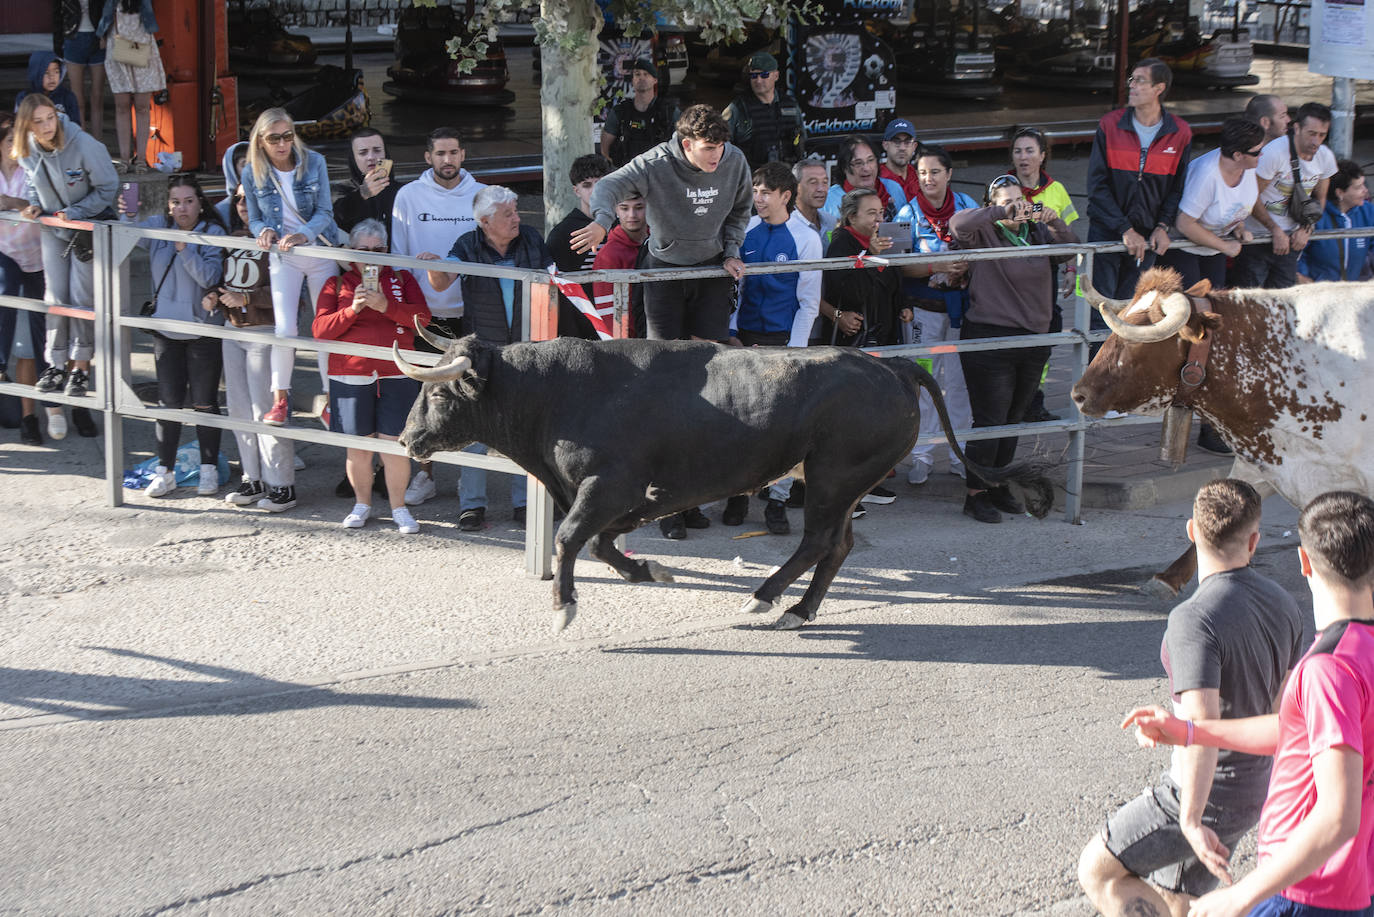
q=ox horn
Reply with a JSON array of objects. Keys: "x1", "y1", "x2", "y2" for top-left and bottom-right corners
[
  {"x1": 1098, "y1": 291, "x2": 1193, "y2": 344},
  {"x1": 414, "y1": 316, "x2": 456, "y2": 351},
  {"x1": 393, "y1": 343, "x2": 472, "y2": 383},
  {"x1": 1079, "y1": 272, "x2": 1132, "y2": 314}
]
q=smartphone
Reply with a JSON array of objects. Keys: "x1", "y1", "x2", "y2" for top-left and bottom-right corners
[
  {"x1": 378, "y1": 158, "x2": 393, "y2": 177},
  {"x1": 876, "y1": 221, "x2": 913, "y2": 253},
  {"x1": 119, "y1": 182, "x2": 139, "y2": 218},
  {"x1": 361, "y1": 264, "x2": 380, "y2": 293}
]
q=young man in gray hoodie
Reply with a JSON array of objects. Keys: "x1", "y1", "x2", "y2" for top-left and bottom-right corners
[{"x1": 571, "y1": 104, "x2": 752, "y2": 344}]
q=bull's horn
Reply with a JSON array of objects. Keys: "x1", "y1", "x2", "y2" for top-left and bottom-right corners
[
  {"x1": 393, "y1": 343, "x2": 472, "y2": 383},
  {"x1": 1079, "y1": 272, "x2": 1131, "y2": 314},
  {"x1": 1099, "y1": 291, "x2": 1193, "y2": 344},
  {"x1": 414, "y1": 316, "x2": 456, "y2": 351}
]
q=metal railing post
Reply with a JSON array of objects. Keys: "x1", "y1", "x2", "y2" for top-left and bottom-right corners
[
  {"x1": 1065, "y1": 250, "x2": 1092, "y2": 525},
  {"x1": 92, "y1": 222, "x2": 123, "y2": 507},
  {"x1": 521, "y1": 279, "x2": 554, "y2": 579}
]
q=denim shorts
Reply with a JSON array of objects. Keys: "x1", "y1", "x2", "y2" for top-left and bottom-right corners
[
  {"x1": 62, "y1": 31, "x2": 106, "y2": 65},
  {"x1": 329, "y1": 376, "x2": 420, "y2": 438},
  {"x1": 1250, "y1": 896, "x2": 1374, "y2": 917},
  {"x1": 1102, "y1": 776, "x2": 1264, "y2": 896}
]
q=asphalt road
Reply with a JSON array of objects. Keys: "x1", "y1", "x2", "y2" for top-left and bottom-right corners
[{"x1": 0, "y1": 426, "x2": 1315, "y2": 915}]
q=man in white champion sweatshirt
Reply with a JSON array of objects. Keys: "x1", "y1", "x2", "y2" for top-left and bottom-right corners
[{"x1": 391, "y1": 126, "x2": 483, "y2": 335}]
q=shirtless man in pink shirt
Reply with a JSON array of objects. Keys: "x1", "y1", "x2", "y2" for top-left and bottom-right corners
[{"x1": 1126, "y1": 491, "x2": 1374, "y2": 917}]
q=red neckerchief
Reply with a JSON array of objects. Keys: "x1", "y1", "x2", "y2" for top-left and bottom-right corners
[
  {"x1": 844, "y1": 179, "x2": 891, "y2": 211},
  {"x1": 914, "y1": 188, "x2": 956, "y2": 243},
  {"x1": 844, "y1": 226, "x2": 871, "y2": 248},
  {"x1": 1013, "y1": 169, "x2": 1054, "y2": 201},
  {"x1": 880, "y1": 163, "x2": 920, "y2": 202}
]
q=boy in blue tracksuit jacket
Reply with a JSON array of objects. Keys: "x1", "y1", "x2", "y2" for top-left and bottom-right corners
[{"x1": 1297, "y1": 159, "x2": 1374, "y2": 282}]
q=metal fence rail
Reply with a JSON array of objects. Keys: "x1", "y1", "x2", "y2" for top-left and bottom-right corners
[{"x1": 4, "y1": 210, "x2": 1373, "y2": 580}]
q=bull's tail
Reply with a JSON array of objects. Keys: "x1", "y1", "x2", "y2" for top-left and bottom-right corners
[{"x1": 887, "y1": 356, "x2": 1055, "y2": 519}]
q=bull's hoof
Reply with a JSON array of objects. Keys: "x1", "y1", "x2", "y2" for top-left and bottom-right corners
[
  {"x1": 552, "y1": 602, "x2": 578, "y2": 633},
  {"x1": 1140, "y1": 577, "x2": 1180, "y2": 601},
  {"x1": 772, "y1": 611, "x2": 811, "y2": 631},
  {"x1": 739, "y1": 596, "x2": 776, "y2": 615},
  {"x1": 645, "y1": 560, "x2": 675, "y2": 583}
]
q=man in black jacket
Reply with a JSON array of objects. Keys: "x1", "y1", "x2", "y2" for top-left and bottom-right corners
[
  {"x1": 334, "y1": 127, "x2": 404, "y2": 239},
  {"x1": 545, "y1": 153, "x2": 612, "y2": 339},
  {"x1": 599, "y1": 60, "x2": 679, "y2": 168},
  {"x1": 723, "y1": 51, "x2": 806, "y2": 171},
  {"x1": 1086, "y1": 59, "x2": 1192, "y2": 301}
]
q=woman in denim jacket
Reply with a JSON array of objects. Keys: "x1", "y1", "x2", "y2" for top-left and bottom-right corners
[
  {"x1": 118, "y1": 173, "x2": 227, "y2": 499},
  {"x1": 239, "y1": 106, "x2": 338, "y2": 426}
]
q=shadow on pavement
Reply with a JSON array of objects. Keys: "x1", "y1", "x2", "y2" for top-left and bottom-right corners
[{"x1": 0, "y1": 647, "x2": 476, "y2": 722}]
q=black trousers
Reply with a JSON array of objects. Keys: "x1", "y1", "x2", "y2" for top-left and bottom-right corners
[
  {"x1": 153, "y1": 334, "x2": 222, "y2": 467},
  {"x1": 958, "y1": 320, "x2": 1051, "y2": 491},
  {"x1": 1160, "y1": 248, "x2": 1228, "y2": 290},
  {"x1": 1228, "y1": 243, "x2": 1298, "y2": 289},
  {"x1": 642, "y1": 252, "x2": 735, "y2": 342}
]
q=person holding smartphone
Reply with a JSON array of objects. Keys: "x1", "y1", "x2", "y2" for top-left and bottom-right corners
[{"x1": 333, "y1": 127, "x2": 402, "y2": 239}]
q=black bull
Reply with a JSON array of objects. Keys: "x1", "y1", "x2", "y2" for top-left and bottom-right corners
[{"x1": 395, "y1": 334, "x2": 1054, "y2": 631}]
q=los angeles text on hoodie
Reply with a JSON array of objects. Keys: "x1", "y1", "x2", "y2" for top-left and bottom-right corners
[{"x1": 390, "y1": 167, "x2": 483, "y2": 319}]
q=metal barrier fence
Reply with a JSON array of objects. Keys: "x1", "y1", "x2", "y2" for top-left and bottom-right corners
[{"x1": 4, "y1": 211, "x2": 1373, "y2": 579}]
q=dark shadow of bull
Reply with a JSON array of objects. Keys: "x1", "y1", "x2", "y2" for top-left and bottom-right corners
[{"x1": 395, "y1": 328, "x2": 1054, "y2": 632}]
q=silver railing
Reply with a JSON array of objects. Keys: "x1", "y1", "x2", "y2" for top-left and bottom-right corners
[{"x1": 4, "y1": 211, "x2": 1372, "y2": 579}]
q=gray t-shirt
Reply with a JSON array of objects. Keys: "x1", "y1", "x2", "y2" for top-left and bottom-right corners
[
  {"x1": 1133, "y1": 113, "x2": 1164, "y2": 156},
  {"x1": 1161, "y1": 566, "x2": 1312, "y2": 794}
]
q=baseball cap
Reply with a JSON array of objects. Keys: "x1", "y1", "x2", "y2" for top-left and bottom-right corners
[
  {"x1": 631, "y1": 58, "x2": 657, "y2": 79},
  {"x1": 884, "y1": 118, "x2": 917, "y2": 141},
  {"x1": 747, "y1": 51, "x2": 778, "y2": 72}
]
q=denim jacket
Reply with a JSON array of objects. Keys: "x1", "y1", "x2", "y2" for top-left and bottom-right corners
[
  {"x1": 240, "y1": 151, "x2": 337, "y2": 244},
  {"x1": 95, "y1": 0, "x2": 158, "y2": 37}
]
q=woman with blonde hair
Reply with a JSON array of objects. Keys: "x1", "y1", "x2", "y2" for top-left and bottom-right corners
[
  {"x1": 14, "y1": 93, "x2": 117, "y2": 439},
  {"x1": 239, "y1": 107, "x2": 338, "y2": 427}
]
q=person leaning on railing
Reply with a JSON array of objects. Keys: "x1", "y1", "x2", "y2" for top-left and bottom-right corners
[
  {"x1": 950, "y1": 174, "x2": 1077, "y2": 525},
  {"x1": 0, "y1": 111, "x2": 50, "y2": 446},
  {"x1": 204, "y1": 180, "x2": 297, "y2": 513},
  {"x1": 119, "y1": 173, "x2": 227, "y2": 500}
]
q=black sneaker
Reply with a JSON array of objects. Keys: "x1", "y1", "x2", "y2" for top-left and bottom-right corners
[
  {"x1": 683, "y1": 506, "x2": 710, "y2": 529},
  {"x1": 20, "y1": 414, "x2": 41, "y2": 445},
  {"x1": 64, "y1": 368, "x2": 89, "y2": 397},
  {"x1": 862, "y1": 485, "x2": 897, "y2": 505},
  {"x1": 225, "y1": 478, "x2": 266, "y2": 505},
  {"x1": 764, "y1": 499, "x2": 790, "y2": 535},
  {"x1": 71, "y1": 407, "x2": 97, "y2": 437},
  {"x1": 458, "y1": 507, "x2": 486, "y2": 531},
  {"x1": 512, "y1": 506, "x2": 526, "y2": 524},
  {"x1": 785, "y1": 481, "x2": 806, "y2": 508},
  {"x1": 851, "y1": 505, "x2": 867, "y2": 520},
  {"x1": 987, "y1": 485, "x2": 1025, "y2": 516},
  {"x1": 660, "y1": 513, "x2": 686, "y2": 540},
  {"x1": 722, "y1": 495, "x2": 750, "y2": 525},
  {"x1": 35, "y1": 366, "x2": 65, "y2": 393},
  {"x1": 256, "y1": 484, "x2": 298, "y2": 513},
  {"x1": 1196, "y1": 423, "x2": 1233, "y2": 455},
  {"x1": 963, "y1": 491, "x2": 1002, "y2": 524}
]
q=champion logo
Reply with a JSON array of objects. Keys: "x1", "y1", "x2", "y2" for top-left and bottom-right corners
[{"x1": 1163, "y1": 146, "x2": 1176, "y2": 154}]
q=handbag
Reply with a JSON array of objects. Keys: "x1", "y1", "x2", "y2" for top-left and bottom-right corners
[
  {"x1": 139, "y1": 250, "x2": 177, "y2": 317},
  {"x1": 110, "y1": 36, "x2": 151, "y2": 69},
  {"x1": 1286, "y1": 134, "x2": 1324, "y2": 228}
]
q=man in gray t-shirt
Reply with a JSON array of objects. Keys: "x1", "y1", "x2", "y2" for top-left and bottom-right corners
[{"x1": 1078, "y1": 480, "x2": 1311, "y2": 917}]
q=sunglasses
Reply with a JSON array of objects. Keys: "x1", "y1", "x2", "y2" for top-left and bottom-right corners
[
  {"x1": 748, "y1": 70, "x2": 772, "y2": 79},
  {"x1": 1241, "y1": 147, "x2": 1264, "y2": 157},
  {"x1": 988, "y1": 174, "x2": 1021, "y2": 192},
  {"x1": 264, "y1": 131, "x2": 295, "y2": 145},
  {"x1": 354, "y1": 246, "x2": 387, "y2": 253}
]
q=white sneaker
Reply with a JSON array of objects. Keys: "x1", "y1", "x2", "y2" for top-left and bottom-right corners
[
  {"x1": 1103, "y1": 410, "x2": 1132, "y2": 419},
  {"x1": 145, "y1": 466, "x2": 176, "y2": 498},
  {"x1": 907, "y1": 462, "x2": 931, "y2": 485},
  {"x1": 404, "y1": 470, "x2": 436, "y2": 505},
  {"x1": 47, "y1": 410, "x2": 67, "y2": 440},
  {"x1": 392, "y1": 506, "x2": 420, "y2": 535},
  {"x1": 342, "y1": 503, "x2": 370, "y2": 528},
  {"x1": 950, "y1": 461, "x2": 966, "y2": 480},
  {"x1": 197, "y1": 464, "x2": 220, "y2": 496}
]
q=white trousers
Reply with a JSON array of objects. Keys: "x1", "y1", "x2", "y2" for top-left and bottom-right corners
[
  {"x1": 268, "y1": 251, "x2": 337, "y2": 392},
  {"x1": 909, "y1": 309, "x2": 971, "y2": 468},
  {"x1": 223, "y1": 332, "x2": 295, "y2": 487}
]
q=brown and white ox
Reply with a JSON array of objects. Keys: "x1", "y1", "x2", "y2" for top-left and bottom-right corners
[{"x1": 1071, "y1": 267, "x2": 1374, "y2": 596}]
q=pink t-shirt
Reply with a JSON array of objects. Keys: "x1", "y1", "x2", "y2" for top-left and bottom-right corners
[{"x1": 1257, "y1": 619, "x2": 1374, "y2": 910}]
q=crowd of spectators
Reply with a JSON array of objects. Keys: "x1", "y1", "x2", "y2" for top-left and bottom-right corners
[{"x1": 1, "y1": 49, "x2": 1368, "y2": 535}]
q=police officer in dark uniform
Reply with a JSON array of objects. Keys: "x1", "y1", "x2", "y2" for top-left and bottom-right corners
[
  {"x1": 599, "y1": 59, "x2": 681, "y2": 168},
  {"x1": 723, "y1": 51, "x2": 806, "y2": 171}
]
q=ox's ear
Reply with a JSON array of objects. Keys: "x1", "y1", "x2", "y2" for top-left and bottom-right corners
[
  {"x1": 1179, "y1": 311, "x2": 1224, "y2": 343},
  {"x1": 453, "y1": 339, "x2": 495, "y2": 401},
  {"x1": 1185, "y1": 279, "x2": 1212, "y2": 297}
]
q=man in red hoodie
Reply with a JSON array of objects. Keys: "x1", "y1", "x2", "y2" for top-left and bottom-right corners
[{"x1": 591, "y1": 192, "x2": 649, "y2": 338}]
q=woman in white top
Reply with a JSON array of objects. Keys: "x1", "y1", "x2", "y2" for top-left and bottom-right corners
[
  {"x1": 1167, "y1": 117, "x2": 1264, "y2": 289},
  {"x1": 0, "y1": 111, "x2": 50, "y2": 444}
]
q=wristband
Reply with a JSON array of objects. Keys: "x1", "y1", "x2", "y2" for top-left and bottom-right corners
[{"x1": 1185, "y1": 719, "x2": 1195, "y2": 748}]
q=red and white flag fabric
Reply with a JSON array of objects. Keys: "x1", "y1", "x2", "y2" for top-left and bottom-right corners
[{"x1": 549, "y1": 268, "x2": 613, "y2": 340}]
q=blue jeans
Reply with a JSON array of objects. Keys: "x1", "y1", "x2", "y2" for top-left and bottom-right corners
[
  {"x1": 458, "y1": 442, "x2": 527, "y2": 512},
  {"x1": 0, "y1": 250, "x2": 46, "y2": 371}
]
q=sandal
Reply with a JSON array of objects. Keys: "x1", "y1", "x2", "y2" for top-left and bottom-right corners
[{"x1": 131, "y1": 156, "x2": 150, "y2": 174}]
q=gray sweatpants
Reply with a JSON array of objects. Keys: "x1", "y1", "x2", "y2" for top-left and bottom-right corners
[{"x1": 40, "y1": 229, "x2": 95, "y2": 365}]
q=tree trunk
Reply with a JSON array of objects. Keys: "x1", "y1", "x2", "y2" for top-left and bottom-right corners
[{"x1": 539, "y1": 0, "x2": 601, "y2": 224}]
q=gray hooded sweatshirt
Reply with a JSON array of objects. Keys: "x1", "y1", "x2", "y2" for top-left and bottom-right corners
[
  {"x1": 19, "y1": 112, "x2": 118, "y2": 221},
  {"x1": 588, "y1": 131, "x2": 753, "y2": 265}
]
